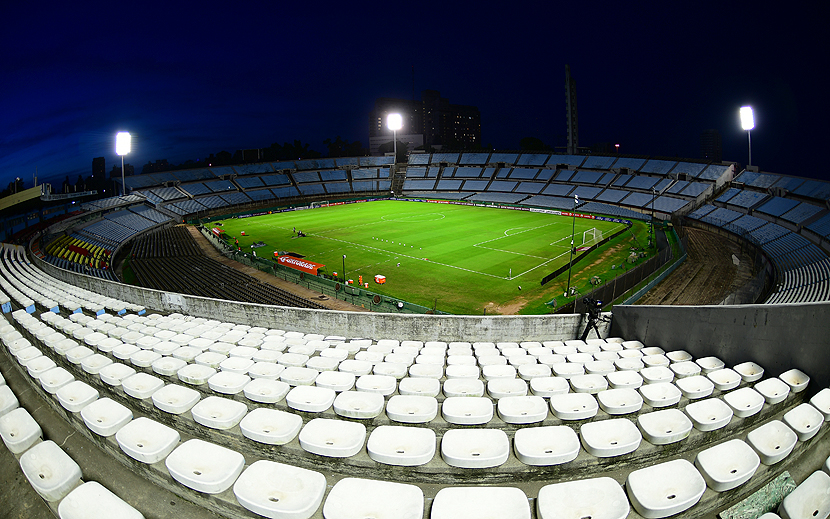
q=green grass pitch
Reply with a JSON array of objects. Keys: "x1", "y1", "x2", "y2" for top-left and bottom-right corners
[{"x1": 215, "y1": 200, "x2": 648, "y2": 314}]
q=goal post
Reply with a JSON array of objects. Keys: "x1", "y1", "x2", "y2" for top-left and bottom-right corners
[{"x1": 582, "y1": 227, "x2": 603, "y2": 246}]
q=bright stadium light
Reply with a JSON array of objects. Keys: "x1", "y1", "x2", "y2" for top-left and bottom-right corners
[
  {"x1": 387, "y1": 113, "x2": 402, "y2": 161},
  {"x1": 115, "y1": 132, "x2": 131, "y2": 196},
  {"x1": 740, "y1": 106, "x2": 754, "y2": 167}
]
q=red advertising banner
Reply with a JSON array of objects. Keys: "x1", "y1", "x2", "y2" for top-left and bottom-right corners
[
  {"x1": 211, "y1": 227, "x2": 224, "y2": 236},
  {"x1": 276, "y1": 255, "x2": 325, "y2": 275},
  {"x1": 561, "y1": 212, "x2": 596, "y2": 219}
]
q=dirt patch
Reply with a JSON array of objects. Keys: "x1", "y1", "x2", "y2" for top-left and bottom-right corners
[
  {"x1": 485, "y1": 298, "x2": 528, "y2": 315},
  {"x1": 577, "y1": 242, "x2": 627, "y2": 276}
]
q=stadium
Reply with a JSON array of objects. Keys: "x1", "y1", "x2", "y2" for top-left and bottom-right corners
[{"x1": 1, "y1": 149, "x2": 829, "y2": 518}]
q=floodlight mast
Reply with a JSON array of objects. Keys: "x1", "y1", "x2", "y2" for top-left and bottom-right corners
[
  {"x1": 387, "y1": 113, "x2": 403, "y2": 162},
  {"x1": 740, "y1": 106, "x2": 754, "y2": 167},
  {"x1": 115, "y1": 132, "x2": 131, "y2": 196}
]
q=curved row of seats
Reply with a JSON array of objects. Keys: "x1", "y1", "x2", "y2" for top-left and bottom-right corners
[{"x1": 3, "y1": 302, "x2": 830, "y2": 518}]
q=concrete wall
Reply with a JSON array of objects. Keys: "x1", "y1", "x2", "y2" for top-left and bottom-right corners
[
  {"x1": 33, "y1": 253, "x2": 611, "y2": 342},
  {"x1": 611, "y1": 302, "x2": 830, "y2": 394}
]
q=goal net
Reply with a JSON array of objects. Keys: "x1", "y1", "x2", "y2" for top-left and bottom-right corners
[{"x1": 582, "y1": 227, "x2": 603, "y2": 246}]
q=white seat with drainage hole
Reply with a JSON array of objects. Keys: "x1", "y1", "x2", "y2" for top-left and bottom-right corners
[
  {"x1": 319, "y1": 348, "x2": 349, "y2": 361},
  {"x1": 243, "y1": 378, "x2": 290, "y2": 404},
  {"x1": 552, "y1": 363, "x2": 584, "y2": 379},
  {"x1": 26, "y1": 356, "x2": 56, "y2": 378},
  {"x1": 176, "y1": 363, "x2": 216, "y2": 385},
  {"x1": 670, "y1": 361, "x2": 701, "y2": 378},
  {"x1": 747, "y1": 419, "x2": 799, "y2": 465},
  {"x1": 598, "y1": 387, "x2": 643, "y2": 415},
  {"x1": 298, "y1": 418, "x2": 365, "y2": 458},
  {"x1": 58, "y1": 480, "x2": 144, "y2": 519},
  {"x1": 279, "y1": 366, "x2": 319, "y2": 386},
  {"x1": 619, "y1": 349, "x2": 643, "y2": 359},
  {"x1": 446, "y1": 355, "x2": 476, "y2": 366},
  {"x1": 549, "y1": 392, "x2": 598, "y2": 420},
  {"x1": 570, "y1": 374, "x2": 608, "y2": 394},
  {"x1": 442, "y1": 396, "x2": 493, "y2": 425},
  {"x1": 778, "y1": 470, "x2": 830, "y2": 519},
  {"x1": 478, "y1": 355, "x2": 508, "y2": 367},
  {"x1": 580, "y1": 418, "x2": 642, "y2": 457},
  {"x1": 638, "y1": 408, "x2": 693, "y2": 445},
  {"x1": 724, "y1": 387, "x2": 765, "y2": 418},
  {"x1": 639, "y1": 382, "x2": 682, "y2": 408},
  {"x1": 734, "y1": 361, "x2": 765, "y2": 382},
  {"x1": 251, "y1": 349, "x2": 282, "y2": 364},
  {"x1": 220, "y1": 356, "x2": 255, "y2": 374},
  {"x1": 80, "y1": 353, "x2": 113, "y2": 375},
  {"x1": 685, "y1": 397, "x2": 733, "y2": 432},
  {"x1": 372, "y1": 362, "x2": 408, "y2": 379},
  {"x1": 386, "y1": 395, "x2": 437, "y2": 423},
  {"x1": 641, "y1": 347, "x2": 665, "y2": 356},
  {"x1": 129, "y1": 349, "x2": 161, "y2": 368},
  {"x1": 811, "y1": 388, "x2": 830, "y2": 421},
  {"x1": 232, "y1": 460, "x2": 326, "y2": 519},
  {"x1": 65, "y1": 345, "x2": 94, "y2": 365},
  {"x1": 367, "y1": 425, "x2": 436, "y2": 466},
  {"x1": 338, "y1": 359, "x2": 373, "y2": 376},
  {"x1": 151, "y1": 356, "x2": 186, "y2": 376},
  {"x1": 80, "y1": 397, "x2": 132, "y2": 436},
  {"x1": 432, "y1": 486, "x2": 529, "y2": 519},
  {"x1": 482, "y1": 364, "x2": 517, "y2": 380},
  {"x1": 305, "y1": 356, "x2": 339, "y2": 372},
  {"x1": 537, "y1": 477, "x2": 629, "y2": 519},
  {"x1": 112, "y1": 343, "x2": 140, "y2": 360},
  {"x1": 15, "y1": 347, "x2": 42, "y2": 366},
  {"x1": 626, "y1": 458, "x2": 706, "y2": 518},
  {"x1": 641, "y1": 366, "x2": 674, "y2": 385},
  {"x1": 356, "y1": 374, "x2": 397, "y2": 395},
  {"x1": 665, "y1": 350, "x2": 692, "y2": 363},
  {"x1": 0, "y1": 407, "x2": 42, "y2": 454},
  {"x1": 707, "y1": 368, "x2": 742, "y2": 391},
  {"x1": 497, "y1": 395, "x2": 548, "y2": 424},
  {"x1": 783, "y1": 403, "x2": 824, "y2": 441},
  {"x1": 513, "y1": 425, "x2": 580, "y2": 466},
  {"x1": 529, "y1": 376, "x2": 569, "y2": 397},
  {"x1": 443, "y1": 378, "x2": 484, "y2": 397},
  {"x1": 333, "y1": 390, "x2": 385, "y2": 419},
  {"x1": 56, "y1": 380, "x2": 98, "y2": 412},
  {"x1": 248, "y1": 362, "x2": 285, "y2": 380},
  {"x1": 445, "y1": 364, "x2": 480, "y2": 379},
  {"x1": 487, "y1": 378, "x2": 528, "y2": 399},
  {"x1": 755, "y1": 378, "x2": 791, "y2": 405},
  {"x1": 395, "y1": 377, "x2": 438, "y2": 397},
  {"x1": 152, "y1": 384, "x2": 201, "y2": 414},
  {"x1": 19, "y1": 440, "x2": 82, "y2": 502},
  {"x1": 286, "y1": 385, "x2": 335, "y2": 412},
  {"x1": 642, "y1": 354, "x2": 670, "y2": 368},
  {"x1": 322, "y1": 477, "x2": 423, "y2": 519},
  {"x1": 695, "y1": 438, "x2": 760, "y2": 492},
  {"x1": 190, "y1": 396, "x2": 247, "y2": 430},
  {"x1": 780, "y1": 368, "x2": 810, "y2": 393},
  {"x1": 96, "y1": 337, "x2": 123, "y2": 354},
  {"x1": 208, "y1": 371, "x2": 251, "y2": 394},
  {"x1": 194, "y1": 351, "x2": 227, "y2": 369},
  {"x1": 566, "y1": 352, "x2": 593, "y2": 365},
  {"x1": 409, "y1": 363, "x2": 443, "y2": 378},
  {"x1": 583, "y1": 360, "x2": 615, "y2": 376},
  {"x1": 39, "y1": 367, "x2": 75, "y2": 394},
  {"x1": 165, "y1": 438, "x2": 245, "y2": 494},
  {"x1": 314, "y1": 370, "x2": 355, "y2": 392},
  {"x1": 696, "y1": 356, "x2": 725, "y2": 374},
  {"x1": 121, "y1": 373, "x2": 164, "y2": 399},
  {"x1": 607, "y1": 370, "x2": 644, "y2": 389},
  {"x1": 518, "y1": 363, "x2": 552, "y2": 380},
  {"x1": 441, "y1": 428, "x2": 509, "y2": 468},
  {"x1": 239, "y1": 408, "x2": 303, "y2": 445},
  {"x1": 676, "y1": 375, "x2": 715, "y2": 400}
]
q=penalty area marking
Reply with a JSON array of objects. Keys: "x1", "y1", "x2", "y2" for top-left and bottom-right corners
[{"x1": 380, "y1": 212, "x2": 446, "y2": 223}]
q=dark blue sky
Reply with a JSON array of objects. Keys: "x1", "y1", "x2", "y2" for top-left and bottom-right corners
[{"x1": 2, "y1": 1, "x2": 828, "y2": 190}]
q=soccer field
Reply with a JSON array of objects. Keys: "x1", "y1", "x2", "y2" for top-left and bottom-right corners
[{"x1": 215, "y1": 200, "x2": 647, "y2": 314}]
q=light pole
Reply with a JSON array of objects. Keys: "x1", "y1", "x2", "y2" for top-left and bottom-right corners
[
  {"x1": 650, "y1": 187, "x2": 656, "y2": 247},
  {"x1": 565, "y1": 194, "x2": 579, "y2": 297},
  {"x1": 115, "y1": 132, "x2": 131, "y2": 196},
  {"x1": 387, "y1": 113, "x2": 402, "y2": 162},
  {"x1": 342, "y1": 254, "x2": 346, "y2": 284},
  {"x1": 740, "y1": 106, "x2": 754, "y2": 167}
]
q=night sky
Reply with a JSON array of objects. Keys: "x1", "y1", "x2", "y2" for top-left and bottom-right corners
[{"x1": 2, "y1": 1, "x2": 828, "y2": 191}]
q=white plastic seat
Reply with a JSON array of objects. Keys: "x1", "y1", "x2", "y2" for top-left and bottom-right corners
[
  {"x1": 482, "y1": 364, "x2": 517, "y2": 380},
  {"x1": 583, "y1": 360, "x2": 615, "y2": 376},
  {"x1": 322, "y1": 477, "x2": 423, "y2": 519},
  {"x1": 372, "y1": 362, "x2": 407, "y2": 379},
  {"x1": 551, "y1": 362, "x2": 584, "y2": 379},
  {"x1": 443, "y1": 378, "x2": 484, "y2": 398},
  {"x1": 724, "y1": 387, "x2": 765, "y2": 418},
  {"x1": 65, "y1": 345, "x2": 94, "y2": 364},
  {"x1": 319, "y1": 348, "x2": 349, "y2": 361},
  {"x1": 642, "y1": 354, "x2": 670, "y2": 368},
  {"x1": 121, "y1": 373, "x2": 164, "y2": 400},
  {"x1": 598, "y1": 387, "x2": 643, "y2": 415},
  {"x1": 513, "y1": 425, "x2": 579, "y2": 466},
  {"x1": 80, "y1": 397, "x2": 132, "y2": 437},
  {"x1": 367, "y1": 425, "x2": 436, "y2": 466},
  {"x1": 286, "y1": 385, "x2": 335, "y2": 412},
  {"x1": 338, "y1": 359, "x2": 373, "y2": 376},
  {"x1": 239, "y1": 408, "x2": 303, "y2": 445},
  {"x1": 529, "y1": 376, "x2": 570, "y2": 396},
  {"x1": 314, "y1": 370, "x2": 355, "y2": 392},
  {"x1": 566, "y1": 352, "x2": 593, "y2": 365},
  {"x1": 570, "y1": 374, "x2": 608, "y2": 394},
  {"x1": 333, "y1": 390, "x2": 385, "y2": 419},
  {"x1": 670, "y1": 361, "x2": 701, "y2": 378},
  {"x1": 0, "y1": 407, "x2": 42, "y2": 454},
  {"x1": 783, "y1": 403, "x2": 824, "y2": 441},
  {"x1": 176, "y1": 364, "x2": 216, "y2": 385},
  {"x1": 58, "y1": 480, "x2": 144, "y2": 519},
  {"x1": 233, "y1": 460, "x2": 326, "y2": 519},
  {"x1": 445, "y1": 364, "x2": 480, "y2": 379},
  {"x1": 441, "y1": 428, "x2": 509, "y2": 468},
  {"x1": 355, "y1": 374, "x2": 397, "y2": 395},
  {"x1": 15, "y1": 346, "x2": 42, "y2": 366},
  {"x1": 150, "y1": 356, "x2": 186, "y2": 377},
  {"x1": 695, "y1": 438, "x2": 760, "y2": 492},
  {"x1": 26, "y1": 355, "x2": 57, "y2": 378},
  {"x1": 676, "y1": 375, "x2": 715, "y2": 400},
  {"x1": 639, "y1": 382, "x2": 682, "y2": 408},
  {"x1": 666, "y1": 350, "x2": 692, "y2": 363},
  {"x1": 497, "y1": 395, "x2": 548, "y2": 424},
  {"x1": 386, "y1": 395, "x2": 437, "y2": 423},
  {"x1": 487, "y1": 378, "x2": 528, "y2": 399},
  {"x1": 19, "y1": 440, "x2": 82, "y2": 502},
  {"x1": 298, "y1": 418, "x2": 365, "y2": 458},
  {"x1": 626, "y1": 458, "x2": 706, "y2": 518},
  {"x1": 442, "y1": 396, "x2": 494, "y2": 425},
  {"x1": 755, "y1": 378, "x2": 791, "y2": 405},
  {"x1": 194, "y1": 351, "x2": 227, "y2": 369},
  {"x1": 243, "y1": 378, "x2": 290, "y2": 404},
  {"x1": 56, "y1": 380, "x2": 99, "y2": 412},
  {"x1": 780, "y1": 368, "x2": 810, "y2": 393},
  {"x1": 152, "y1": 384, "x2": 201, "y2": 414},
  {"x1": 208, "y1": 371, "x2": 251, "y2": 395},
  {"x1": 778, "y1": 470, "x2": 830, "y2": 519},
  {"x1": 685, "y1": 397, "x2": 733, "y2": 432},
  {"x1": 190, "y1": 396, "x2": 247, "y2": 430},
  {"x1": 580, "y1": 418, "x2": 642, "y2": 457},
  {"x1": 477, "y1": 355, "x2": 507, "y2": 366},
  {"x1": 696, "y1": 356, "x2": 725, "y2": 374},
  {"x1": 549, "y1": 392, "x2": 598, "y2": 420},
  {"x1": 408, "y1": 363, "x2": 443, "y2": 379},
  {"x1": 251, "y1": 349, "x2": 282, "y2": 364},
  {"x1": 38, "y1": 367, "x2": 74, "y2": 395},
  {"x1": 80, "y1": 353, "x2": 113, "y2": 375},
  {"x1": 810, "y1": 388, "x2": 830, "y2": 421},
  {"x1": 640, "y1": 366, "x2": 674, "y2": 385},
  {"x1": 397, "y1": 377, "x2": 440, "y2": 397},
  {"x1": 707, "y1": 368, "x2": 742, "y2": 391},
  {"x1": 433, "y1": 486, "x2": 529, "y2": 519},
  {"x1": 220, "y1": 356, "x2": 255, "y2": 374},
  {"x1": 112, "y1": 343, "x2": 141, "y2": 360},
  {"x1": 537, "y1": 477, "x2": 629, "y2": 519},
  {"x1": 638, "y1": 408, "x2": 693, "y2": 445},
  {"x1": 607, "y1": 370, "x2": 644, "y2": 389},
  {"x1": 129, "y1": 349, "x2": 162, "y2": 368},
  {"x1": 734, "y1": 361, "x2": 764, "y2": 382},
  {"x1": 747, "y1": 420, "x2": 798, "y2": 465},
  {"x1": 165, "y1": 438, "x2": 245, "y2": 494}
]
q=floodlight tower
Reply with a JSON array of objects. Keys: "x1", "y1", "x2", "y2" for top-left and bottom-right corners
[
  {"x1": 115, "y1": 132, "x2": 131, "y2": 196},
  {"x1": 387, "y1": 113, "x2": 402, "y2": 162},
  {"x1": 740, "y1": 106, "x2": 754, "y2": 167}
]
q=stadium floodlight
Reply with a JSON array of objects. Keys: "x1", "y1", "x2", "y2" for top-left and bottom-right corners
[
  {"x1": 115, "y1": 132, "x2": 131, "y2": 196},
  {"x1": 565, "y1": 194, "x2": 579, "y2": 297},
  {"x1": 739, "y1": 106, "x2": 754, "y2": 167},
  {"x1": 387, "y1": 113, "x2": 402, "y2": 161},
  {"x1": 342, "y1": 254, "x2": 346, "y2": 283}
]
